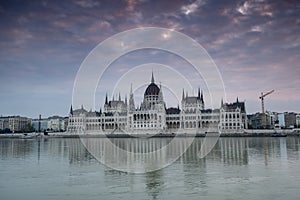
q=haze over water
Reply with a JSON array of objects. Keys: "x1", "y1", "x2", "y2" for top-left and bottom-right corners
[{"x1": 1, "y1": 137, "x2": 300, "y2": 200}]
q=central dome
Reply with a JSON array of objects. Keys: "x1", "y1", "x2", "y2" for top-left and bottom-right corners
[
  {"x1": 144, "y1": 83, "x2": 160, "y2": 96},
  {"x1": 144, "y1": 72, "x2": 160, "y2": 96}
]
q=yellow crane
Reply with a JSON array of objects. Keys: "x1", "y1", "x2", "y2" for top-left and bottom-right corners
[{"x1": 259, "y1": 90, "x2": 274, "y2": 128}]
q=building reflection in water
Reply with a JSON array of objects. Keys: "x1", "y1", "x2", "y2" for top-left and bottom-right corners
[
  {"x1": 69, "y1": 137, "x2": 253, "y2": 173},
  {"x1": 79, "y1": 137, "x2": 195, "y2": 173},
  {"x1": 145, "y1": 170, "x2": 164, "y2": 200},
  {"x1": 1, "y1": 137, "x2": 300, "y2": 169},
  {"x1": 0, "y1": 138, "x2": 36, "y2": 159}
]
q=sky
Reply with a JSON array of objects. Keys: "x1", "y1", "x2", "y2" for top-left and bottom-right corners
[{"x1": 0, "y1": 0, "x2": 299, "y2": 118}]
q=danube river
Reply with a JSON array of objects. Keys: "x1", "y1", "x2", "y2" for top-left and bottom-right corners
[{"x1": 1, "y1": 137, "x2": 300, "y2": 200}]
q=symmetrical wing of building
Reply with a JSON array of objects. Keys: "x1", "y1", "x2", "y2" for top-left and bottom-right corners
[{"x1": 67, "y1": 73, "x2": 248, "y2": 134}]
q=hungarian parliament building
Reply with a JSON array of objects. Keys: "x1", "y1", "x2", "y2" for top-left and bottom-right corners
[{"x1": 67, "y1": 73, "x2": 248, "y2": 134}]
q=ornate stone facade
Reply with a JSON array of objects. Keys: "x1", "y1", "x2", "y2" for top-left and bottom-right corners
[{"x1": 67, "y1": 73, "x2": 247, "y2": 134}]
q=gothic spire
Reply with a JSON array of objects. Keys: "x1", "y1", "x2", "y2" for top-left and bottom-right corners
[
  {"x1": 70, "y1": 105, "x2": 73, "y2": 115},
  {"x1": 197, "y1": 88, "x2": 200, "y2": 99},
  {"x1": 118, "y1": 92, "x2": 121, "y2": 101},
  {"x1": 236, "y1": 97, "x2": 239, "y2": 103},
  {"x1": 129, "y1": 84, "x2": 135, "y2": 111},
  {"x1": 105, "y1": 93, "x2": 108, "y2": 105},
  {"x1": 182, "y1": 89, "x2": 185, "y2": 101}
]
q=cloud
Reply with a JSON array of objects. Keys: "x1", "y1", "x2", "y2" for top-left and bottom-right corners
[
  {"x1": 126, "y1": 0, "x2": 138, "y2": 12},
  {"x1": 0, "y1": 0, "x2": 300, "y2": 116},
  {"x1": 87, "y1": 20, "x2": 112, "y2": 32},
  {"x1": 237, "y1": 1, "x2": 252, "y2": 15},
  {"x1": 181, "y1": 0, "x2": 205, "y2": 15},
  {"x1": 250, "y1": 25, "x2": 263, "y2": 32},
  {"x1": 74, "y1": 0, "x2": 100, "y2": 8}
]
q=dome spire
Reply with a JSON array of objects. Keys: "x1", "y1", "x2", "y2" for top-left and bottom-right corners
[{"x1": 151, "y1": 70, "x2": 155, "y2": 83}]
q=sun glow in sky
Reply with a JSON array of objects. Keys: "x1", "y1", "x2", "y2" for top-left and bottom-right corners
[{"x1": 0, "y1": 0, "x2": 299, "y2": 118}]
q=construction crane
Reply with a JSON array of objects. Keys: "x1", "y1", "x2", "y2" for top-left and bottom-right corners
[{"x1": 259, "y1": 90, "x2": 274, "y2": 128}]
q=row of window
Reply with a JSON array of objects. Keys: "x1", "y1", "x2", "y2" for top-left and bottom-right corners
[
  {"x1": 221, "y1": 113, "x2": 240, "y2": 119},
  {"x1": 132, "y1": 124, "x2": 162, "y2": 128}
]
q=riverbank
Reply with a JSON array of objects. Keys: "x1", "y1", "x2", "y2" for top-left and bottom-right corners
[{"x1": 1, "y1": 129, "x2": 299, "y2": 138}]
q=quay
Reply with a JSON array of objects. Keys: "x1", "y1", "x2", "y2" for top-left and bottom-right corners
[{"x1": 0, "y1": 129, "x2": 300, "y2": 138}]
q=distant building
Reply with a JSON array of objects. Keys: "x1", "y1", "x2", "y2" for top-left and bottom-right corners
[
  {"x1": 248, "y1": 112, "x2": 275, "y2": 129},
  {"x1": 266, "y1": 111, "x2": 278, "y2": 129},
  {"x1": 249, "y1": 113, "x2": 263, "y2": 129},
  {"x1": 277, "y1": 113, "x2": 285, "y2": 128},
  {"x1": 296, "y1": 114, "x2": 300, "y2": 127},
  {"x1": 0, "y1": 116, "x2": 32, "y2": 133},
  {"x1": 0, "y1": 118, "x2": 9, "y2": 130},
  {"x1": 31, "y1": 118, "x2": 48, "y2": 132},
  {"x1": 67, "y1": 73, "x2": 247, "y2": 134},
  {"x1": 31, "y1": 116, "x2": 66, "y2": 132},
  {"x1": 47, "y1": 116, "x2": 65, "y2": 131},
  {"x1": 64, "y1": 117, "x2": 69, "y2": 131},
  {"x1": 284, "y1": 112, "x2": 296, "y2": 128}
]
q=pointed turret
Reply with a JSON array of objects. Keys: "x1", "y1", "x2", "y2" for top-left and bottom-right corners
[
  {"x1": 118, "y1": 92, "x2": 121, "y2": 101},
  {"x1": 70, "y1": 105, "x2": 73, "y2": 115},
  {"x1": 201, "y1": 90, "x2": 203, "y2": 101},
  {"x1": 125, "y1": 95, "x2": 127, "y2": 105},
  {"x1": 221, "y1": 98, "x2": 223, "y2": 107},
  {"x1": 105, "y1": 93, "x2": 108, "y2": 105},
  {"x1": 81, "y1": 104, "x2": 84, "y2": 110},
  {"x1": 236, "y1": 97, "x2": 239, "y2": 103},
  {"x1": 197, "y1": 88, "x2": 200, "y2": 99},
  {"x1": 182, "y1": 89, "x2": 185, "y2": 101},
  {"x1": 99, "y1": 108, "x2": 102, "y2": 115}
]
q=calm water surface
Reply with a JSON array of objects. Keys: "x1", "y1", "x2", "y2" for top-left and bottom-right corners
[{"x1": 1, "y1": 137, "x2": 300, "y2": 200}]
